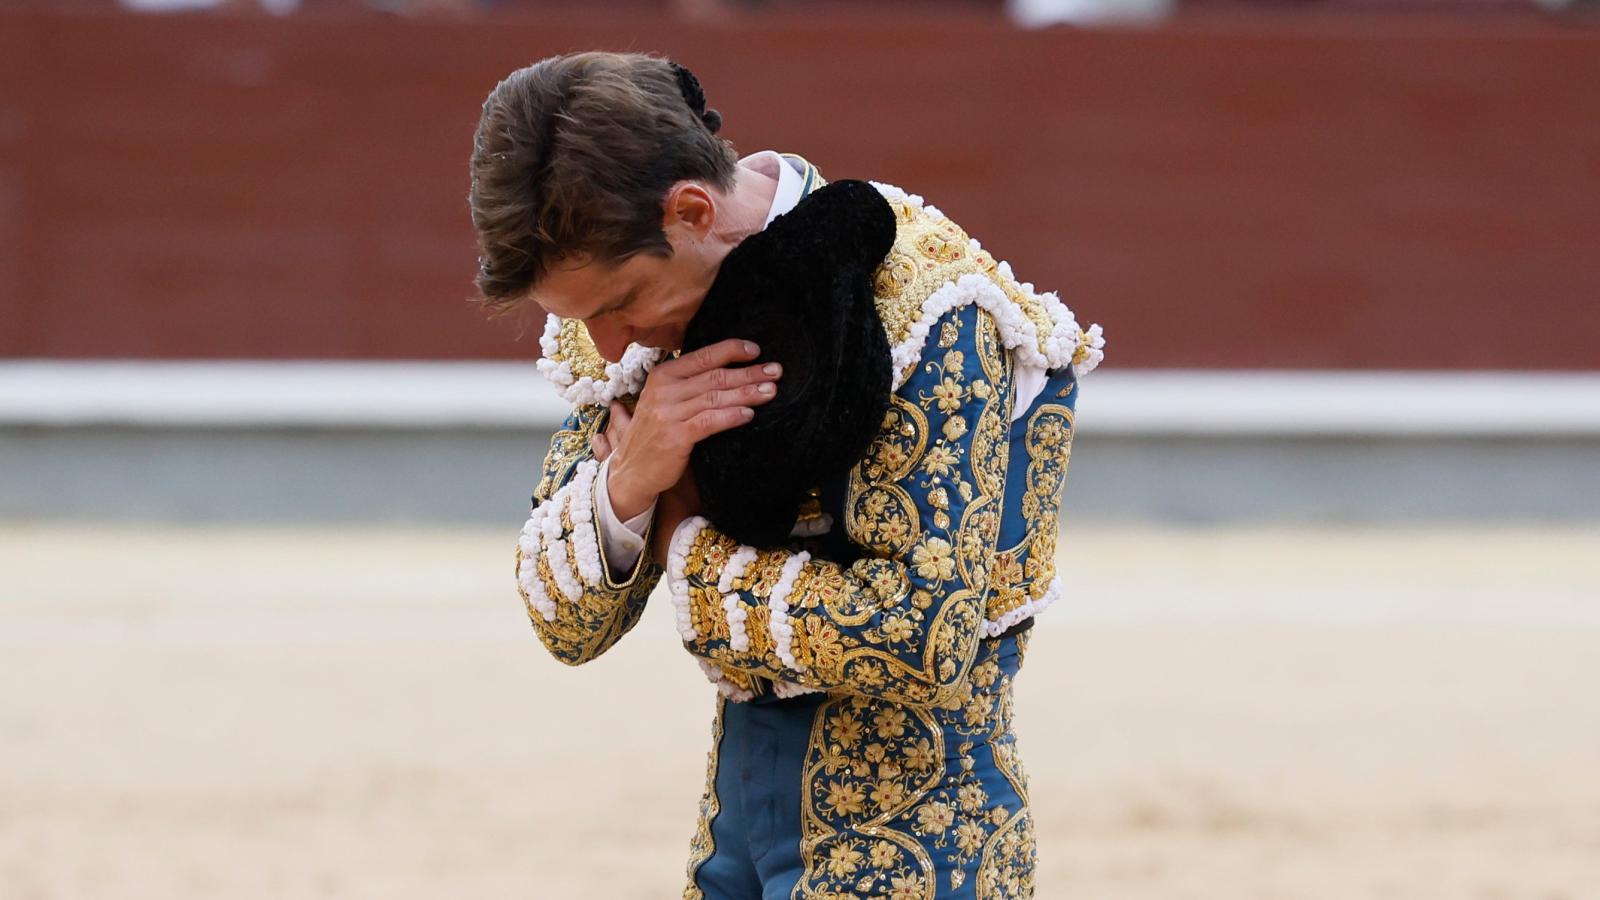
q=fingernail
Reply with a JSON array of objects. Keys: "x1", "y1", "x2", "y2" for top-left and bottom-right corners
[
  {"x1": 741, "y1": 407, "x2": 755, "y2": 419},
  {"x1": 743, "y1": 341, "x2": 759, "y2": 355},
  {"x1": 763, "y1": 363, "x2": 781, "y2": 376},
  {"x1": 758, "y1": 383, "x2": 775, "y2": 395}
]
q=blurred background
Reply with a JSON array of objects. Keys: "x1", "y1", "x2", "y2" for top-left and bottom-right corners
[{"x1": 2, "y1": 1, "x2": 1597, "y2": 897}]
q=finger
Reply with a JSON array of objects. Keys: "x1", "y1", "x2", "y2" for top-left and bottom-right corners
[
  {"x1": 608, "y1": 400, "x2": 633, "y2": 439},
  {"x1": 682, "y1": 359, "x2": 782, "y2": 399},
  {"x1": 591, "y1": 432, "x2": 611, "y2": 461},
  {"x1": 691, "y1": 378, "x2": 779, "y2": 414},
  {"x1": 671, "y1": 338, "x2": 762, "y2": 378},
  {"x1": 688, "y1": 405, "x2": 757, "y2": 442}
]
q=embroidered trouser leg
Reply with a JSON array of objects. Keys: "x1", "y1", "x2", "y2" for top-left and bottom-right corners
[{"x1": 683, "y1": 631, "x2": 1037, "y2": 899}]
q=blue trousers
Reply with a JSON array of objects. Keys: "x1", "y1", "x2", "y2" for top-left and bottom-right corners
[{"x1": 683, "y1": 631, "x2": 1038, "y2": 899}]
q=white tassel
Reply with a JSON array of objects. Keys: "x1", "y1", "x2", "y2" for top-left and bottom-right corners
[
  {"x1": 717, "y1": 545, "x2": 760, "y2": 593},
  {"x1": 667, "y1": 516, "x2": 710, "y2": 641},
  {"x1": 516, "y1": 494, "x2": 560, "y2": 621},
  {"x1": 767, "y1": 551, "x2": 812, "y2": 672},
  {"x1": 516, "y1": 549, "x2": 556, "y2": 622},
  {"x1": 544, "y1": 538, "x2": 581, "y2": 603},
  {"x1": 723, "y1": 595, "x2": 750, "y2": 652},
  {"x1": 772, "y1": 680, "x2": 822, "y2": 699},
  {"x1": 566, "y1": 460, "x2": 604, "y2": 586},
  {"x1": 539, "y1": 484, "x2": 566, "y2": 544}
]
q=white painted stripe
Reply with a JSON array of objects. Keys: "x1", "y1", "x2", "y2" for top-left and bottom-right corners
[
  {"x1": 0, "y1": 361, "x2": 569, "y2": 428},
  {"x1": 2, "y1": 361, "x2": 1598, "y2": 436},
  {"x1": 1078, "y1": 370, "x2": 1600, "y2": 437}
]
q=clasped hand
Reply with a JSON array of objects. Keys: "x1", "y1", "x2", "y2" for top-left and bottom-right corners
[{"x1": 589, "y1": 339, "x2": 782, "y2": 562}]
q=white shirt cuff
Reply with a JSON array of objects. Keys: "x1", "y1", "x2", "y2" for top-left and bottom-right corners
[{"x1": 595, "y1": 455, "x2": 655, "y2": 577}]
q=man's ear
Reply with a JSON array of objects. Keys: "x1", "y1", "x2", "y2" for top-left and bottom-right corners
[{"x1": 662, "y1": 181, "x2": 716, "y2": 238}]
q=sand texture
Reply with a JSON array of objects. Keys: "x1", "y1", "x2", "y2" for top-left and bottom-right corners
[{"x1": 2, "y1": 524, "x2": 1597, "y2": 899}]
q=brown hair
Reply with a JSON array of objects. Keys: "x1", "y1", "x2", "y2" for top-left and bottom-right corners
[{"x1": 468, "y1": 51, "x2": 738, "y2": 314}]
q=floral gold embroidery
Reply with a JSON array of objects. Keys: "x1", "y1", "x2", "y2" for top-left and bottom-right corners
[{"x1": 796, "y1": 637, "x2": 1035, "y2": 897}]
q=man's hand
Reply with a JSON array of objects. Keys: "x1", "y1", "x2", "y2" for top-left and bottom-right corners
[
  {"x1": 591, "y1": 404, "x2": 704, "y2": 563},
  {"x1": 593, "y1": 338, "x2": 782, "y2": 523}
]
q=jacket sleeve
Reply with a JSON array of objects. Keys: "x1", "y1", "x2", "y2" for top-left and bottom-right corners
[
  {"x1": 665, "y1": 302, "x2": 1014, "y2": 706},
  {"x1": 514, "y1": 402, "x2": 663, "y2": 666}
]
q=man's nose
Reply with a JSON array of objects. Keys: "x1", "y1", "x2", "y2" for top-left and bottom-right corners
[{"x1": 586, "y1": 322, "x2": 634, "y2": 364}]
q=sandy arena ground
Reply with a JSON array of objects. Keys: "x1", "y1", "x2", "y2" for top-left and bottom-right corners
[{"x1": 2, "y1": 523, "x2": 1597, "y2": 899}]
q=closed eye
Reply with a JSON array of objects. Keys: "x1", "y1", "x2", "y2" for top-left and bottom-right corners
[{"x1": 606, "y1": 288, "x2": 639, "y2": 317}]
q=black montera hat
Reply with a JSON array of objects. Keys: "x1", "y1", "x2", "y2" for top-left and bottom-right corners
[{"x1": 683, "y1": 179, "x2": 897, "y2": 548}]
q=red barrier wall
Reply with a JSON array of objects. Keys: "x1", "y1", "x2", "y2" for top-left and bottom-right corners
[{"x1": 2, "y1": 8, "x2": 1596, "y2": 367}]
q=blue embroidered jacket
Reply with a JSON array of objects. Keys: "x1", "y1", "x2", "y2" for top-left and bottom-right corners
[{"x1": 512, "y1": 171, "x2": 1104, "y2": 709}]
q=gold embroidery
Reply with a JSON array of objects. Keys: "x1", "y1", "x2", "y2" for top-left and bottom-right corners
[
  {"x1": 1020, "y1": 403, "x2": 1074, "y2": 589},
  {"x1": 681, "y1": 698, "x2": 725, "y2": 899},
  {"x1": 795, "y1": 694, "x2": 942, "y2": 899},
  {"x1": 980, "y1": 396, "x2": 1075, "y2": 628},
  {"x1": 869, "y1": 198, "x2": 1060, "y2": 386},
  {"x1": 550, "y1": 316, "x2": 609, "y2": 384},
  {"x1": 797, "y1": 638, "x2": 1036, "y2": 896},
  {"x1": 691, "y1": 583, "x2": 727, "y2": 644},
  {"x1": 984, "y1": 550, "x2": 1030, "y2": 623},
  {"x1": 848, "y1": 483, "x2": 920, "y2": 560},
  {"x1": 970, "y1": 314, "x2": 1009, "y2": 502},
  {"x1": 533, "y1": 406, "x2": 606, "y2": 503},
  {"x1": 745, "y1": 603, "x2": 775, "y2": 658},
  {"x1": 987, "y1": 664, "x2": 1030, "y2": 806},
  {"x1": 517, "y1": 402, "x2": 661, "y2": 666},
  {"x1": 874, "y1": 250, "x2": 921, "y2": 301},
  {"x1": 746, "y1": 548, "x2": 788, "y2": 596},
  {"x1": 980, "y1": 655, "x2": 1036, "y2": 900},
  {"x1": 976, "y1": 808, "x2": 1037, "y2": 899},
  {"x1": 937, "y1": 318, "x2": 961, "y2": 349}
]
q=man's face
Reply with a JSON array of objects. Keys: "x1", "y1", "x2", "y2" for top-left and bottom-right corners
[{"x1": 531, "y1": 183, "x2": 728, "y2": 363}]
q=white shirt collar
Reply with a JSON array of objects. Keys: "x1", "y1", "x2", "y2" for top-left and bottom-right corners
[{"x1": 738, "y1": 150, "x2": 807, "y2": 230}]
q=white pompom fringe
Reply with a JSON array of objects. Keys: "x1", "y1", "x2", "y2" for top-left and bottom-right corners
[
  {"x1": 767, "y1": 551, "x2": 812, "y2": 672},
  {"x1": 566, "y1": 460, "x2": 604, "y2": 586},
  {"x1": 535, "y1": 314, "x2": 665, "y2": 405},
  {"x1": 666, "y1": 516, "x2": 710, "y2": 641}
]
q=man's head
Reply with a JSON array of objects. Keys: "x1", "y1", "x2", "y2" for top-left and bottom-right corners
[{"x1": 469, "y1": 51, "x2": 750, "y2": 361}]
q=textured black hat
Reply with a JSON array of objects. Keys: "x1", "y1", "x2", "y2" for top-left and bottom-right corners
[{"x1": 683, "y1": 179, "x2": 898, "y2": 548}]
